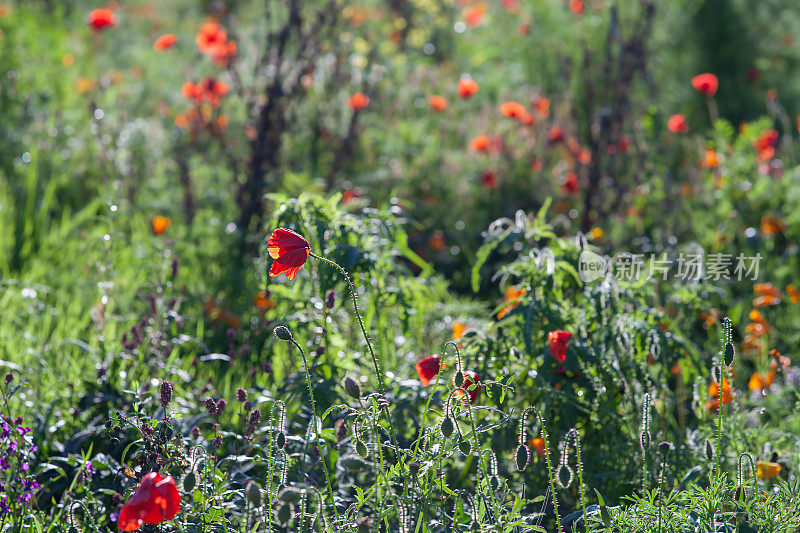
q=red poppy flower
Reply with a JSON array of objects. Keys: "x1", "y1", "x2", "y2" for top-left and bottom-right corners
[
  {"x1": 548, "y1": 330, "x2": 572, "y2": 364},
  {"x1": 481, "y1": 170, "x2": 497, "y2": 189},
  {"x1": 153, "y1": 34, "x2": 177, "y2": 51},
  {"x1": 469, "y1": 135, "x2": 490, "y2": 152},
  {"x1": 118, "y1": 472, "x2": 181, "y2": 531},
  {"x1": 182, "y1": 78, "x2": 229, "y2": 107},
  {"x1": 569, "y1": 0, "x2": 584, "y2": 15},
  {"x1": 196, "y1": 22, "x2": 227, "y2": 55},
  {"x1": 87, "y1": 8, "x2": 116, "y2": 30},
  {"x1": 561, "y1": 172, "x2": 579, "y2": 194},
  {"x1": 429, "y1": 95, "x2": 448, "y2": 112},
  {"x1": 416, "y1": 355, "x2": 441, "y2": 386},
  {"x1": 533, "y1": 97, "x2": 550, "y2": 118},
  {"x1": 151, "y1": 216, "x2": 171, "y2": 236},
  {"x1": 212, "y1": 40, "x2": 237, "y2": 65},
  {"x1": 691, "y1": 73, "x2": 718, "y2": 98},
  {"x1": 464, "y1": 2, "x2": 487, "y2": 27},
  {"x1": 753, "y1": 128, "x2": 779, "y2": 151},
  {"x1": 455, "y1": 370, "x2": 481, "y2": 405},
  {"x1": 457, "y1": 78, "x2": 479, "y2": 99},
  {"x1": 668, "y1": 114, "x2": 689, "y2": 134},
  {"x1": 266, "y1": 228, "x2": 311, "y2": 280},
  {"x1": 347, "y1": 92, "x2": 369, "y2": 111},
  {"x1": 548, "y1": 126, "x2": 564, "y2": 144},
  {"x1": 499, "y1": 101, "x2": 527, "y2": 119}
]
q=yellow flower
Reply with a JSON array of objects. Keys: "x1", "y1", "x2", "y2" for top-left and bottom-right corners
[{"x1": 756, "y1": 461, "x2": 781, "y2": 479}]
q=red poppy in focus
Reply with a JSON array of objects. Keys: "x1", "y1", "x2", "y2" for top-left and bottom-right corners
[
  {"x1": 196, "y1": 22, "x2": 227, "y2": 54},
  {"x1": 153, "y1": 33, "x2": 177, "y2": 51},
  {"x1": 416, "y1": 355, "x2": 441, "y2": 386},
  {"x1": 561, "y1": 172, "x2": 579, "y2": 194},
  {"x1": 429, "y1": 95, "x2": 448, "y2": 112},
  {"x1": 668, "y1": 114, "x2": 689, "y2": 134},
  {"x1": 548, "y1": 330, "x2": 572, "y2": 364},
  {"x1": 347, "y1": 92, "x2": 369, "y2": 111},
  {"x1": 469, "y1": 135, "x2": 490, "y2": 152},
  {"x1": 481, "y1": 170, "x2": 498, "y2": 189},
  {"x1": 455, "y1": 370, "x2": 481, "y2": 405},
  {"x1": 118, "y1": 472, "x2": 181, "y2": 531},
  {"x1": 499, "y1": 101, "x2": 526, "y2": 119},
  {"x1": 151, "y1": 216, "x2": 171, "y2": 236},
  {"x1": 266, "y1": 228, "x2": 311, "y2": 280},
  {"x1": 457, "y1": 78, "x2": 479, "y2": 99},
  {"x1": 691, "y1": 73, "x2": 718, "y2": 98},
  {"x1": 87, "y1": 8, "x2": 116, "y2": 30}
]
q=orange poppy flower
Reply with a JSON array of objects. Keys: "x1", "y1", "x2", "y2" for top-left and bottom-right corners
[
  {"x1": 533, "y1": 97, "x2": 550, "y2": 118},
  {"x1": 452, "y1": 321, "x2": 467, "y2": 339},
  {"x1": 469, "y1": 135, "x2": 490, "y2": 152},
  {"x1": 266, "y1": 227, "x2": 311, "y2": 280},
  {"x1": 151, "y1": 216, "x2": 171, "y2": 236},
  {"x1": 701, "y1": 147, "x2": 719, "y2": 168},
  {"x1": 196, "y1": 22, "x2": 227, "y2": 55},
  {"x1": 753, "y1": 129, "x2": 779, "y2": 151},
  {"x1": 786, "y1": 284, "x2": 799, "y2": 304},
  {"x1": 497, "y1": 285, "x2": 526, "y2": 319},
  {"x1": 253, "y1": 290, "x2": 276, "y2": 313},
  {"x1": 748, "y1": 371, "x2": 775, "y2": 391},
  {"x1": 760, "y1": 216, "x2": 785, "y2": 236},
  {"x1": 87, "y1": 8, "x2": 116, "y2": 30},
  {"x1": 527, "y1": 437, "x2": 546, "y2": 458},
  {"x1": 153, "y1": 33, "x2": 177, "y2": 51},
  {"x1": 756, "y1": 461, "x2": 781, "y2": 479},
  {"x1": 429, "y1": 95, "x2": 448, "y2": 112},
  {"x1": 347, "y1": 92, "x2": 369, "y2": 111},
  {"x1": 499, "y1": 101, "x2": 527, "y2": 119},
  {"x1": 753, "y1": 295, "x2": 780, "y2": 307},
  {"x1": 457, "y1": 78, "x2": 479, "y2": 99},
  {"x1": 754, "y1": 283, "x2": 781, "y2": 297},
  {"x1": 748, "y1": 309, "x2": 766, "y2": 324},
  {"x1": 464, "y1": 2, "x2": 487, "y2": 27},
  {"x1": 706, "y1": 377, "x2": 733, "y2": 411},
  {"x1": 212, "y1": 41, "x2": 237, "y2": 65},
  {"x1": 668, "y1": 114, "x2": 689, "y2": 134},
  {"x1": 429, "y1": 230, "x2": 445, "y2": 251},
  {"x1": 548, "y1": 126, "x2": 564, "y2": 144},
  {"x1": 691, "y1": 73, "x2": 718, "y2": 98},
  {"x1": 745, "y1": 321, "x2": 770, "y2": 336}
]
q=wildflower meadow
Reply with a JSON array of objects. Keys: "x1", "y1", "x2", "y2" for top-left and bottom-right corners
[{"x1": 3, "y1": 0, "x2": 800, "y2": 531}]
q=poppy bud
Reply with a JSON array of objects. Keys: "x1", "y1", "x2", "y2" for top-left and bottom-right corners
[
  {"x1": 515, "y1": 444, "x2": 530, "y2": 471},
  {"x1": 658, "y1": 441, "x2": 673, "y2": 455},
  {"x1": 159, "y1": 380, "x2": 173, "y2": 409},
  {"x1": 274, "y1": 326, "x2": 293, "y2": 341},
  {"x1": 278, "y1": 486, "x2": 303, "y2": 503},
  {"x1": 245, "y1": 480, "x2": 262, "y2": 506},
  {"x1": 705, "y1": 439, "x2": 714, "y2": 461},
  {"x1": 342, "y1": 376, "x2": 362, "y2": 399},
  {"x1": 276, "y1": 503, "x2": 293, "y2": 526},
  {"x1": 724, "y1": 342, "x2": 735, "y2": 364},
  {"x1": 458, "y1": 439, "x2": 471, "y2": 455},
  {"x1": 356, "y1": 440, "x2": 369, "y2": 458},
  {"x1": 276, "y1": 431, "x2": 286, "y2": 449},
  {"x1": 441, "y1": 417, "x2": 454, "y2": 438},
  {"x1": 183, "y1": 471, "x2": 196, "y2": 492},
  {"x1": 408, "y1": 461, "x2": 420, "y2": 478}
]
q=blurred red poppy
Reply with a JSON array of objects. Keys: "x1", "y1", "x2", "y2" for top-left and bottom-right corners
[
  {"x1": 455, "y1": 370, "x2": 481, "y2": 405},
  {"x1": 481, "y1": 170, "x2": 498, "y2": 189},
  {"x1": 118, "y1": 472, "x2": 181, "y2": 531},
  {"x1": 469, "y1": 135, "x2": 490, "y2": 152},
  {"x1": 457, "y1": 78, "x2": 479, "y2": 99},
  {"x1": 429, "y1": 95, "x2": 448, "y2": 112},
  {"x1": 182, "y1": 78, "x2": 229, "y2": 107},
  {"x1": 548, "y1": 126, "x2": 564, "y2": 144},
  {"x1": 561, "y1": 172, "x2": 579, "y2": 194},
  {"x1": 196, "y1": 22, "x2": 227, "y2": 55},
  {"x1": 87, "y1": 8, "x2": 116, "y2": 30},
  {"x1": 266, "y1": 228, "x2": 311, "y2": 280},
  {"x1": 691, "y1": 73, "x2": 718, "y2": 98},
  {"x1": 347, "y1": 92, "x2": 369, "y2": 111},
  {"x1": 153, "y1": 33, "x2": 177, "y2": 51},
  {"x1": 569, "y1": 0, "x2": 584, "y2": 15},
  {"x1": 548, "y1": 330, "x2": 572, "y2": 364},
  {"x1": 668, "y1": 114, "x2": 689, "y2": 134},
  {"x1": 499, "y1": 101, "x2": 526, "y2": 119},
  {"x1": 416, "y1": 355, "x2": 441, "y2": 386},
  {"x1": 533, "y1": 97, "x2": 550, "y2": 118}
]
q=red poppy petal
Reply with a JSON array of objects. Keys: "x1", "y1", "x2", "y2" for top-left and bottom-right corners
[{"x1": 267, "y1": 228, "x2": 310, "y2": 259}]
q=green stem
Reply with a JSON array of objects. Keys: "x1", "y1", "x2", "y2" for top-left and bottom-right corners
[{"x1": 287, "y1": 337, "x2": 341, "y2": 523}]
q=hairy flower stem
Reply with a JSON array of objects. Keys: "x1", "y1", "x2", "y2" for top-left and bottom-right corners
[
  {"x1": 521, "y1": 407, "x2": 562, "y2": 532},
  {"x1": 310, "y1": 253, "x2": 401, "y2": 455},
  {"x1": 286, "y1": 336, "x2": 340, "y2": 522}
]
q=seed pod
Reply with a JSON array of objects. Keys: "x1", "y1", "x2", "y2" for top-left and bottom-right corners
[
  {"x1": 458, "y1": 438, "x2": 471, "y2": 455},
  {"x1": 246, "y1": 480, "x2": 262, "y2": 506},
  {"x1": 515, "y1": 444, "x2": 530, "y2": 471},
  {"x1": 278, "y1": 486, "x2": 303, "y2": 503},
  {"x1": 276, "y1": 503, "x2": 293, "y2": 526},
  {"x1": 274, "y1": 326, "x2": 293, "y2": 341},
  {"x1": 342, "y1": 376, "x2": 362, "y2": 400},
  {"x1": 454, "y1": 370, "x2": 464, "y2": 387},
  {"x1": 489, "y1": 475, "x2": 500, "y2": 492},
  {"x1": 724, "y1": 342, "x2": 735, "y2": 364},
  {"x1": 340, "y1": 454, "x2": 368, "y2": 470},
  {"x1": 705, "y1": 439, "x2": 714, "y2": 462},
  {"x1": 183, "y1": 471, "x2": 196, "y2": 492},
  {"x1": 408, "y1": 461, "x2": 421, "y2": 478},
  {"x1": 441, "y1": 417, "x2": 454, "y2": 439},
  {"x1": 276, "y1": 431, "x2": 286, "y2": 449}
]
